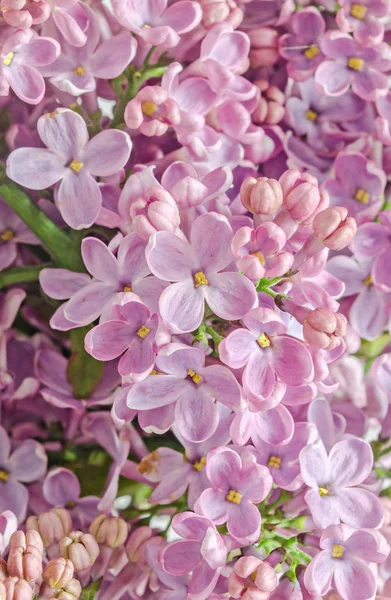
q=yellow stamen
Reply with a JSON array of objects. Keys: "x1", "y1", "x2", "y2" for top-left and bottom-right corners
[
  {"x1": 187, "y1": 368, "x2": 202, "y2": 384},
  {"x1": 305, "y1": 109, "x2": 318, "y2": 122},
  {"x1": 257, "y1": 332, "x2": 271, "y2": 348},
  {"x1": 354, "y1": 188, "x2": 369, "y2": 204},
  {"x1": 0, "y1": 470, "x2": 9, "y2": 482},
  {"x1": 134, "y1": 71, "x2": 142, "y2": 78},
  {"x1": 268, "y1": 455, "x2": 281, "y2": 469},
  {"x1": 69, "y1": 159, "x2": 84, "y2": 173},
  {"x1": 193, "y1": 457, "x2": 206, "y2": 472},
  {"x1": 45, "y1": 110, "x2": 59, "y2": 119},
  {"x1": 304, "y1": 45, "x2": 320, "y2": 60},
  {"x1": 226, "y1": 489, "x2": 242, "y2": 504},
  {"x1": 123, "y1": 284, "x2": 133, "y2": 292},
  {"x1": 74, "y1": 66, "x2": 85, "y2": 76},
  {"x1": 141, "y1": 101, "x2": 157, "y2": 117},
  {"x1": 143, "y1": 24, "x2": 151, "y2": 28},
  {"x1": 194, "y1": 271, "x2": 209, "y2": 287},
  {"x1": 250, "y1": 571, "x2": 257, "y2": 582},
  {"x1": 363, "y1": 274, "x2": 373, "y2": 286},
  {"x1": 137, "y1": 325, "x2": 151, "y2": 339},
  {"x1": 3, "y1": 52, "x2": 14, "y2": 67},
  {"x1": 319, "y1": 486, "x2": 330, "y2": 497},
  {"x1": 150, "y1": 370, "x2": 160, "y2": 375},
  {"x1": 348, "y1": 57, "x2": 364, "y2": 70},
  {"x1": 252, "y1": 251, "x2": 265, "y2": 266},
  {"x1": 0, "y1": 229, "x2": 14, "y2": 242},
  {"x1": 331, "y1": 544, "x2": 344, "y2": 559},
  {"x1": 350, "y1": 3, "x2": 367, "y2": 18}
]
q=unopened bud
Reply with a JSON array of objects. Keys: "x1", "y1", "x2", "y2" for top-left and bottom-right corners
[
  {"x1": 279, "y1": 170, "x2": 328, "y2": 225},
  {"x1": 0, "y1": 559, "x2": 7, "y2": 582},
  {"x1": 59, "y1": 532, "x2": 99, "y2": 572},
  {"x1": 303, "y1": 308, "x2": 347, "y2": 351},
  {"x1": 43, "y1": 558, "x2": 74, "y2": 589},
  {"x1": 240, "y1": 176, "x2": 282, "y2": 216},
  {"x1": 0, "y1": 578, "x2": 33, "y2": 600},
  {"x1": 26, "y1": 509, "x2": 72, "y2": 547},
  {"x1": 89, "y1": 516, "x2": 128, "y2": 549},
  {"x1": 7, "y1": 531, "x2": 43, "y2": 582},
  {"x1": 313, "y1": 207, "x2": 357, "y2": 250},
  {"x1": 248, "y1": 27, "x2": 279, "y2": 67},
  {"x1": 55, "y1": 579, "x2": 81, "y2": 600}
]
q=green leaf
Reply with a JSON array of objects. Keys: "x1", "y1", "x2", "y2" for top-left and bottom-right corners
[
  {"x1": 67, "y1": 326, "x2": 104, "y2": 399},
  {"x1": 0, "y1": 264, "x2": 50, "y2": 289}
]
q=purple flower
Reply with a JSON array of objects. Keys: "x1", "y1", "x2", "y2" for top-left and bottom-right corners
[
  {"x1": 161, "y1": 512, "x2": 227, "y2": 600},
  {"x1": 0, "y1": 200, "x2": 39, "y2": 271},
  {"x1": 6, "y1": 108, "x2": 132, "y2": 229},
  {"x1": 304, "y1": 525, "x2": 389, "y2": 600},
  {"x1": 0, "y1": 426, "x2": 47, "y2": 522},
  {"x1": 196, "y1": 446, "x2": 272, "y2": 544},
  {"x1": 336, "y1": 0, "x2": 389, "y2": 47},
  {"x1": 125, "y1": 85, "x2": 181, "y2": 137},
  {"x1": 299, "y1": 437, "x2": 383, "y2": 529},
  {"x1": 315, "y1": 31, "x2": 391, "y2": 100},
  {"x1": 0, "y1": 511, "x2": 17, "y2": 555},
  {"x1": 112, "y1": 0, "x2": 202, "y2": 48},
  {"x1": 146, "y1": 212, "x2": 257, "y2": 334},
  {"x1": 352, "y1": 211, "x2": 391, "y2": 292},
  {"x1": 127, "y1": 343, "x2": 242, "y2": 442},
  {"x1": 219, "y1": 307, "x2": 314, "y2": 398},
  {"x1": 0, "y1": 29, "x2": 60, "y2": 104}
]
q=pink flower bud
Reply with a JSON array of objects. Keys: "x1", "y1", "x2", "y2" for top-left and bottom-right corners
[
  {"x1": 125, "y1": 527, "x2": 154, "y2": 564},
  {"x1": 0, "y1": 578, "x2": 33, "y2": 600},
  {"x1": 313, "y1": 207, "x2": 357, "y2": 250},
  {"x1": 248, "y1": 28, "x2": 279, "y2": 67},
  {"x1": 0, "y1": 559, "x2": 8, "y2": 583},
  {"x1": 125, "y1": 86, "x2": 181, "y2": 137},
  {"x1": 59, "y1": 532, "x2": 99, "y2": 573},
  {"x1": 55, "y1": 579, "x2": 81, "y2": 600},
  {"x1": 43, "y1": 559, "x2": 74, "y2": 590},
  {"x1": 26, "y1": 509, "x2": 72, "y2": 547},
  {"x1": 199, "y1": 0, "x2": 243, "y2": 28},
  {"x1": 229, "y1": 557, "x2": 277, "y2": 600},
  {"x1": 129, "y1": 186, "x2": 180, "y2": 241},
  {"x1": 279, "y1": 170, "x2": 329, "y2": 225},
  {"x1": 89, "y1": 516, "x2": 128, "y2": 549},
  {"x1": 303, "y1": 308, "x2": 347, "y2": 351},
  {"x1": 252, "y1": 81, "x2": 285, "y2": 125},
  {"x1": 7, "y1": 531, "x2": 43, "y2": 583},
  {"x1": 240, "y1": 176, "x2": 283, "y2": 216}
]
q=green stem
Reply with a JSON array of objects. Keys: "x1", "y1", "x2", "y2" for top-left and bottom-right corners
[
  {"x1": 67, "y1": 326, "x2": 104, "y2": 399},
  {"x1": 0, "y1": 183, "x2": 84, "y2": 272},
  {"x1": 0, "y1": 263, "x2": 49, "y2": 289},
  {"x1": 204, "y1": 325, "x2": 224, "y2": 353}
]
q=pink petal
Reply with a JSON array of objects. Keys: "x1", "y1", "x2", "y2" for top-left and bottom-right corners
[
  {"x1": 244, "y1": 351, "x2": 276, "y2": 398},
  {"x1": 272, "y1": 335, "x2": 314, "y2": 386},
  {"x1": 37, "y1": 109, "x2": 88, "y2": 161},
  {"x1": 202, "y1": 365, "x2": 241, "y2": 410},
  {"x1": 219, "y1": 328, "x2": 256, "y2": 369},
  {"x1": 8, "y1": 440, "x2": 47, "y2": 482},
  {"x1": 205, "y1": 272, "x2": 257, "y2": 321},
  {"x1": 8, "y1": 63, "x2": 45, "y2": 104},
  {"x1": 17, "y1": 37, "x2": 60, "y2": 67},
  {"x1": 175, "y1": 391, "x2": 219, "y2": 442},
  {"x1": 43, "y1": 467, "x2": 80, "y2": 505},
  {"x1": 52, "y1": 5, "x2": 88, "y2": 46},
  {"x1": 159, "y1": 280, "x2": 204, "y2": 334},
  {"x1": 329, "y1": 438, "x2": 373, "y2": 487},
  {"x1": 160, "y1": 1, "x2": 202, "y2": 33},
  {"x1": 191, "y1": 213, "x2": 233, "y2": 273},
  {"x1": 81, "y1": 237, "x2": 120, "y2": 283},
  {"x1": 304, "y1": 550, "x2": 333, "y2": 596},
  {"x1": 85, "y1": 321, "x2": 134, "y2": 360},
  {"x1": 57, "y1": 170, "x2": 102, "y2": 230},
  {"x1": 65, "y1": 282, "x2": 115, "y2": 325},
  {"x1": 254, "y1": 404, "x2": 294, "y2": 446},
  {"x1": 39, "y1": 268, "x2": 91, "y2": 300},
  {"x1": 127, "y1": 375, "x2": 185, "y2": 410},
  {"x1": 6, "y1": 148, "x2": 65, "y2": 189},
  {"x1": 89, "y1": 34, "x2": 137, "y2": 79},
  {"x1": 334, "y1": 558, "x2": 376, "y2": 600},
  {"x1": 146, "y1": 232, "x2": 193, "y2": 281},
  {"x1": 227, "y1": 500, "x2": 260, "y2": 543},
  {"x1": 83, "y1": 130, "x2": 132, "y2": 177},
  {"x1": 336, "y1": 488, "x2": 383, "y2": 529},
  {"x1": 162, "y1": 540, "x2": 201, "y2": 575}
]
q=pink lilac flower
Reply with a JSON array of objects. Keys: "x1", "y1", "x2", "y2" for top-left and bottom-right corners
[
  {"x1": 0, "y1": 30, "x2": 60, "y2": 104},
  {"x1": 161, "y1": 512, "x2": 227, "y2": 600},
  {"x1": 0, "y1": 0, "x2": 50, "y2": 28},
  {"x1": 228, "y1": 556, "x2": 277, "y2": 600},
  {"x1": 49, "y1": 0, "x2": 90, "y2": 47},
  {"x1": 304, "y1": 525, "x2": 389, "y2": 600},
  {"x1": 336, "y1": 0, "x2": 389, "y2": 47},
  {"x1": 352, "y1": 211, "x2": 391, "y2": 292},
  {"x1": 196, "y1": 446, "x2": 272, "y2": 544},
  {"x1": 0, "y1": 200, "x2": 39, "y2": 271},
  {"x1": 146, "y1": 212, "x2": 257, "y2": 333},
  {"x1": 219, "y1": 306, "x2": 314, "y2": 398},
  {"x1": 125, "y1": 86, "x2": 181, "y2": 137},
  {"x1": 299, "y1": 437, "x2": 383, "y2": 529},
  {"x1": 127, "y1": 343, "x2": 241, "y2": 441},
  {"x1": 6, "y1": 109, "x2": 132, "y2": 229},
  {"x1": 0, "y1": 426, "x2": 47, "y2": 522}
]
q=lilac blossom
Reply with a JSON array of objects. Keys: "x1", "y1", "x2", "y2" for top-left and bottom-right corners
[
  {"x1": 0, "y1": 200, "x2": 39, "y2": 271},
  {"x1": 50, "y1": 0, "x2": 90, "y2": 47},
  {"x1": 336, "y1": 0, "x2": 389, "y2": 47},
  {"x1": 352, "y1": 211, "x2": 391, "y2": 292},
  {"x1": 125, "y1": 86, "x2": 181, "y2": 137},
  {"x1": 0, "y1": 511, "x2": 17, "y2": 555}
]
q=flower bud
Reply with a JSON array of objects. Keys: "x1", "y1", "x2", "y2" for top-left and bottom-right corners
[
  {"x1": 0, "y1": 578, "x2": 33, "y2": 600},
  {"x1": 303, "y1": 308, "x2": 347, "y2": 351},
  {"x1": 59, "y1": 532, "x2": 99, "y2": 572},
  {"x1": 240, "y1": 176, "x2": 283, "y2": 216},
  {"x1": 0, "y1": 559, "x2": 7, "y2": 582},
  {"x1": 279, "y1": 170, "x2": 328, "y2": 225},
  {"x1": 43, "y1": 559, "x2": 74, "y2": 589},
  {"x1": 228, "y1": 557, "x2": 277, "y2": 599},
  {"x1": 55, "y1": 579, "x2": 81, "y2": 600},
  {"x1": 248, "y1": 27, "x2": 279, "y2": 67},
  {"x1": 89, "y1": 516, "x2": 128, "y2": 549},
  {"x1": 313, "y1": 207, "x2": 357, "y2": 250},
  {"x1": 252, "y1": 81, "x2": 285, "y2": 125},
  {"x1": 26, "y1": 509, "x2": 72, "y2": 547},
  {"x1": 7, "y1": 531, "x2": 43, "y2": 583},
  {"x1": 199, "y1": 0, "x2": 243, "y2": 28}
]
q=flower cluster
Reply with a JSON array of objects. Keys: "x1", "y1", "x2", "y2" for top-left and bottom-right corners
[{"x1": 1, "y1": 0, "x2": 391, "y2": 599}]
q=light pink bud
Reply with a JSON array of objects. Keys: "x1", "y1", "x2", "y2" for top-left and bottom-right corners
[
  {"x1": 43, "y1": 559, "x2": 74, "y2": 589},
  {"x1": 26, "y1": 509, "x2": 72, "y2": 547},
  {"x1": 240, "y1": 176, "x2": 282, "y2": 216},
  {"x1": 253, "y1": 562, "x2": 277, "y2": 593},
  {"x1": 248, "y1": 28, "x2": 279, "y2": 67},
  {"x1": 59, "y1": 532, "x2": 99, "y2": 572},
  {"x1": 89, "y1": 516, "x2": 128, "y2": 549},
  {"x1": 125, "y1": 527, "x2": 153, "y2": 564},
  {"x1": 7, "y1": 531, "x2": 43, "y2": 583},
  {"x1": 313, "y1": 207, "x2": 357, "y2": 250},
  {"x1": 0, "y1": 578, "x2": 33, "y2": 600},
  {"x1": 0, "y1": 559, "x2": 8, "y2": 583},
  {"x1": 252, "y1": 81, "x2": 285, "y2": 125},
  {"x1": 199, "y1": 0, "x2": 243, "y2": 28},
  {"x1": 279, "y1": 170, "x2": 328, "y2": 225},
  {"x1": 229, "y1": 557, "x2": 277, "y2": 600},
  {"x1": 303, "y1": 308, "x2": 347, "y2": 351},
  {"x1": 56, "y1": 579, "x2": 81, "y2": 600}
]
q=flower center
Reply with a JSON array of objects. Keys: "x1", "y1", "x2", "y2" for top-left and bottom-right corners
[
  {"x1": 268, "y1": 455, "x2": 281, "y2": 469},
  {"x1": 187, "y1": 368, "x2": 202, "y2": 384},
  {"x1": 69, "y1": 159, "x2": 84, "y2": 173},
  {"x1": 193, "y1": 457, "x2": 206, "y2": 472},
  {"x1": 3, "y1": 52, "x2": 14, "y2": 66},
  {"x1": 350, "y1": 3, "x2": 367, "y2": 18},
  {"x1": 74, "y1": 66, "x2": 85, "y2": 76},
  {"x1": 331, "y1": 544, "x2": 344, "y2": 559},
  {"x1": 257, "y1": 332, "x2": 271, "y2": 348},
  {"x1": 137, "y1": 325, "x2": 151, "y2": 339},
  {"x1": 0, "y1": 470, "x2": 9, "y2": 482},
  {"x1": 363, "y1": 274, "x2": 373, "y2": 286},
  {"x1": 252, "y1": 251, "x2": 265, "y2": 266},
  {"x1": 0, "y1": 229, "x2": 14, "y2": 242},
  {"x1": 305, "y1": 109, "x2": 318, "y2": 122},
  {"x1": 226, "y1": 489, "x2": 242, "y2": 504},
  {"x1": 354, "y1": 188, "x2": 369, "y2": 204},
  {"x1": 194, "y1": 271, "x2": 209, "y2": 288},
  {"x1": 123, "y1": 284, "x2": 133, "y2": 292},
  {"x1": 304, "y1": 45, "x2": 320, "y2": 60},
  {"x1": 141, "y1": 101, "x2": 157, "y2": 117},
  {"x1": 318, "y1": 486, "x2": 330, "y2": 497},
  {"x1": 348, "y1": 57, "x2": 364, "y2": 70}
]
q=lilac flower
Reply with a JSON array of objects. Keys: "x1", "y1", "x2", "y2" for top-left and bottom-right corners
[
  {"x1": 299, "y1": 437, "x2": 383, "y2": 529},
  {"x1": 0, "y1": 426, "x2": 47, "y2": 522},
  {"x1": 336, "y1": 0, "x2": 389, "y2": 47},
  {"x1": 0, "y1": 511, "x2": 17, "y2": 555},
  {"x1": 219, "y1": 307, "x2": 314, "y2": 398},
  {"x1": 112, "y1": 0, "x2": 202, "y2": 48},
  {"x1": 304, "y1": 525, "x2": 389, "y2": 600},
  {"x1": 0, "y1": 200, "x2": 39, "y2": 271},
  {"x1": 279, "y1": 8, "x2": 325, "y2": 81},
  {"x1": 50, "y1": 0, "x2": 90, "y2": 47},
  {"x1": 196, "y1": 446, "x2": 272, "y2": 544},
  {"x1": 125, "y1": 86, "x2": 181, "y2": 137},
  {"x1": 146, "y1": 212, "x2": 257, "y2": 334},
  {"x1": 127, "y1": 343, "x2": 242, "y2": 442},
  {"x1": 352, "y1": 211, "x2": 391, "y2": 292},
  {"x1": 322, "y1": 151, "x2": 385, "y2": 224},
  {"x1": 161, "y1": 512, "x2": 227, "y2": 600},
  {"x1": 85, "y1": 300, "x2": 170, "y2": 379},
  {"x1": 1, "y1": 0, "x2": 50, "y2": 29},
  {"x1": 0, "y1": 29, "x2": 60, "y2": 104},
  {"x1": 315, "y1": 31, "x2": 391, "y2": 100},
  {"x1": 6, "y1": 109, "x2": 132, "y2": 230}
]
